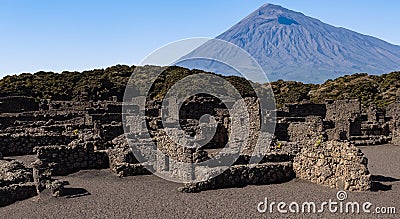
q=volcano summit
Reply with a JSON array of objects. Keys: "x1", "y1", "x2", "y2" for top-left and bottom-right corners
[{"x1": 216, "y1": 4, "x2": 400, "y2": 83}]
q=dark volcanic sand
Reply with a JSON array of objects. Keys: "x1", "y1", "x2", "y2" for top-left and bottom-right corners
[{"x1": 0, "y1": 145, "x2": 399, "y2": 218}]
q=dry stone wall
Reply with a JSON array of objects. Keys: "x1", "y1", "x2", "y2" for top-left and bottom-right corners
[
  {"x1": 0, "y1": 183, "x2": 37, "y2": 207},
  {"x1": 0, "y1": 160, "x2": 32, "y2": 187},
  {"x1": 0, "y1": 160, "x2": 37, "y2": 207},
  {"x1": 293, "y1": 140, "x2": 371, "y2": 191},
  {"x1": 179, "y1": 161, "x2": 294, "y2": 193},
  {"x1": 325, "y1": 99, "x2": 361, "y2": 140},
  {"x1": 107, "y1": 135, "x2": 151, "y2": 177},
  {"x1": 387, "y1": 101, "x2": 400, "y2": 144},
  {"x1": 0, "y1": 133, "x2": 76, "y2": 156},
  {"x1": 35, "y1": 140, "x2": 109, "y2": 176},
  {"x1": 0, "y1": 96, "x2": 38, "y2": 113},
  {"x1": 392, "y1": 128, "x2": 400, "y2": 145},
  {"x1": 287, "y1": 116, "x2": 323, "y2": 144},
  {"x1": 275, "y1": 99, "x2": 395, "y2": 146}
]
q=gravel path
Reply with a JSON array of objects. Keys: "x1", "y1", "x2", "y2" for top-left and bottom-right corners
[{"x1": 0, "y1": 145, "x2": 399, "y2": 218}]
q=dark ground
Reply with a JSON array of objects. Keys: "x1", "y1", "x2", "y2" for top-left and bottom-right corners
[{"x1": 0, "y1": 145, "x2": 399, "y2": 218}]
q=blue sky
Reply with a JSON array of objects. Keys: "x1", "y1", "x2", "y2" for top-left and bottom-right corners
[{"x1": 1, "y1": 0, "x2": 399, "y2": 77}]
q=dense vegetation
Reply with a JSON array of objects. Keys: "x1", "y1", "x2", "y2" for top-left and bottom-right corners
[
  {"x1": 270, "y1": 72, "x2": 400, "y2": 108},
  {"x1": 0, "y1": 65, "x2": 133, "y2": 101},
  {"x1": 309, "y1": 73, "x2": 400, "y2": 108},
  {"x1": 0, "y1": 65, "x2": 399, "y2": 108},
  {"x1": 0, "y1": 65, "x2": 258, "y2": 102}
]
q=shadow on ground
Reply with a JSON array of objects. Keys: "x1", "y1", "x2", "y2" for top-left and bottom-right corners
[
  {"x1": 371, "y1": 174, "x2": 399, "y2": 192},
  {"x1": 62, "y1": 188, "x2": 91, "y2": 198}
]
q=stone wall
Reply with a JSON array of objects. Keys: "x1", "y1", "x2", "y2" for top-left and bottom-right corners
[
  {"x1": 107, "y1": 136, "x2": 151, "y2": 177},
  {"x1": 293, "y1": 140, "x2": 371, "y2": 191},
  {"x1": 0, "y1": 160, "x2": 33, "y2": 187},
  {"x1": 0, "y1": 183, "x2": 37, "y2": 207},
  {"x1": 287, "y1": 116, "x2": 323, "y2": 144},
  {"x1": 35, "y1": 140, "x2": 109, "y2": 176},
  {"x1": 325, "y1": 99, "x2": 361, "y2": 140},
  {"x1": 273, "y1": 99, "x2": 394, "y2": 146},
  {"x1": 286, "y1": 103, "x2": 326, "y2": 117},
  {"x1": 275, "y1": 99, "x2": 364, "y2": 144},
  {"x1": 0, "y1": 96, "x2": 39, "y2": 113},
  {"x1": 0, "y1": 112, "x2": 84, "y2": 129},
  {"x1": 142, "y1": 96, "x2": 265, "y2": 165},
  {"x1": 0, "y1": 160, "x2": 37, "y2": 207},
  {"x1": 325, "y1": 99, "x2": 361, "y2": 121},
  {"x1": 155, "y1": 132, "x2": 195, "y2": 163},
  {"x1": 387, "y1": 101, "x2": 400, "y2": 144},
  {"x1": 0, "y1": 133, "x2": 76, "y2": 156},
  {"x1": 392, "y1": 128, "x2": 400, "y2": 145},
  {"x1": 179, "y1": 162, "x2": 294, "y2": 193},
  {"x1": 243, "y1": 97, "x2": 262, "y2": 155}
]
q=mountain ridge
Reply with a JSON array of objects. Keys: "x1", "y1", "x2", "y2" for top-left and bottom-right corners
[{"x1": 216, "y1": 4, "x2": 400, "y2": 83}]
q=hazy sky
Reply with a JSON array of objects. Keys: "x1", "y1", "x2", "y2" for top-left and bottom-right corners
[{"x1": 1, "y1": 0, "x2": 399, "y2": 77}]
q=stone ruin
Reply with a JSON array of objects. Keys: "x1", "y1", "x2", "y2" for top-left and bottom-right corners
[
  {"x1": 275, "y1": 99, "x2": 396, "y2": 146},
  {"x1": 1, "y1": 94, "x2": 399, "y2": 205}
]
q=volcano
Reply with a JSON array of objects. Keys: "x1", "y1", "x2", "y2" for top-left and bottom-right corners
[{"x1": 215, "y1": 4, "x2": 400, "y2": 83}]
